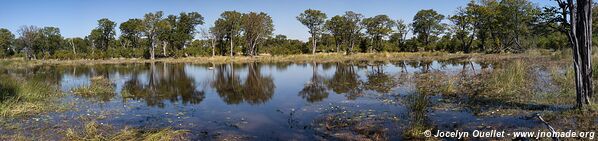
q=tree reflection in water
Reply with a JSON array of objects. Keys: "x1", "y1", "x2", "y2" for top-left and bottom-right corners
[
  {"x1": 364, "y1": 63, "x2": 397, "y2": 93},
  {"x1": 212, "y1": 63, "x2": 244, "y2": 104},
  {"x1": 326, "y1": 62, "x2": 363, "y2": 100},
  {"x1": 299, "y1": 62, "x2": 329, "y2": 103},
  {"x1": 211, "y1": 62, "x2": 275, "y2": 105},
  {"x1": 242, "y1": 63, "x2": 275, "y2": 105},
  {"x1": 121, "y1": 63, "x2": 205, "y2": 108}
]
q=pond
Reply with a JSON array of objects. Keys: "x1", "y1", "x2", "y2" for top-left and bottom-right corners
[{"x1": 0, "y1": 59, "x2": 595, "y2": 140}]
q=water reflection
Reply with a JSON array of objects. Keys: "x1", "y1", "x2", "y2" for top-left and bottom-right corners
[
  {"x1": 56, "y1": 60, "x2": 490, "y2": 107},
  {"x1": 364, "y1": 64, "x2": 397, "y2": 93},
  {"x1": 299, "y1": 62, "x2": 329, "y2": 103},
  {"x1": 121, "y1": 63, "x2": 205, "y2": 107},
  {"x1": 326, "y1": 63, "x2": 362, "y2": 100},
  {"x1": 212, "y1": 62, "x2": 276, "y2": 105}
]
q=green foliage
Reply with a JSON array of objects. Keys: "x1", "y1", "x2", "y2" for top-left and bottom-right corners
[
  {"x1": 72, "y1": 76, "x2": 115, "y2": 102},
  {"x1": 0, "y1": 0, "x2": 578, "y2": 60},
  {"x1": 412, "y1": 9, "x2": 445, "y2": 48},
  {"x1": 214, "y1": 11, "x2": 243, "y2": 56},
  {"x1": 0, "y1": 28, "x2": 15, "y2": 57},
  {"x1": 297, "y1": 9, "x2": 327, "y2": 37},
  {"x1": 95, "y1": 18, "x2": 117, "y2": 51},
  {"x1": 262, "y1": 35, "x2": 306, "y2": 55},
  {"x1": 362, "y1": 15, "x2": 395, "y2": 52},
  {"x1": 241, "y1": 12, "x2": 274, "y2": 56},
  {"x1": 0, "y1": 74, "x2": 62, "y2": 117},
  {"x1": 119, "y1": 18, "x2": 144, "y2": 49},
  {"x1": 297, "y1": 9, "x2": 327, "y2": 54},
  {"x1": 174, "y1": 40, "x2": 211, "y2": 57}
]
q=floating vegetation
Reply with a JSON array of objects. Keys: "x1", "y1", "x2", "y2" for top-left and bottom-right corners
[{"x1": 72, "y1": 76, "x2": 115, "y2": 101}]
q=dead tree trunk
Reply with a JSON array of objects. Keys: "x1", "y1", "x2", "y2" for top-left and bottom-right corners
[{"x1": 557, "y1": 0, "x2": 593, "y2": 108}]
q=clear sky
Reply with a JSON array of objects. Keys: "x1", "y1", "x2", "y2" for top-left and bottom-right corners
[{"x1": 0, "y1": 0, "x2": 554, "y2": 41}]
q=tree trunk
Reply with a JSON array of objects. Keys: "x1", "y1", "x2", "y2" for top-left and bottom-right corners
[
  {"x1": 230, "y1": 37, "x2": 234, "y2": 58},
  {"x1": 312, "y1": 34, "x2": 317, "y2": 55},
  {"x1": 211, "y1": 39, "x2": 216, "y2": 57},
  {"x1": 348, "y1": 40, "x2": 354, "y2": 55},
  {"x1": 162, "y1": 41, "x2": 168, "y2": 57},
  {"x1": 71, "y1": 39, "x2": 76, "y2": 55},
  {"x1": 151, "y1": 39, "x2": 156, "y2": 60},
  {"x1": 574, "y1": 0, "x2": 593, "y2": 107},
  {"x1": 559, "y1": 0, "x2": 593, "y2": 108}
]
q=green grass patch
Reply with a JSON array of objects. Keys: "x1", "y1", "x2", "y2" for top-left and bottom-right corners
[
  {"x1": 0, "y1": 75, "x2": 64, "y2": 117},
  {"x1": 72, "y1": 76, "x2": 115, "y2": 101}
]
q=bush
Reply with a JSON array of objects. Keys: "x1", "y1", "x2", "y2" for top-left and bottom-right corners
[
  {"x1": 174, "y1": 47, "x2": 211, "y2": 57},
  {"x1": 52, "y1": 50, "x2": 79, "y2": 60}
]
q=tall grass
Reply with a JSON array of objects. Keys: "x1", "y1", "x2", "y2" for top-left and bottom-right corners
[
  {"x1": 482, "y1": 59, "x2": 531, "y2": 99},
  {"x1": 0, "y1": 75, "x2": 63, "y2": 117}
]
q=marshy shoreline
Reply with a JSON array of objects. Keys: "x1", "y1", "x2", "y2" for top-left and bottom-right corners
[
  {"x1": 0, "y1": 51, "x2": 549, "y2": 67},
  {"x1": 1, "y1": 50, "x2": 597, "y2": 140}
]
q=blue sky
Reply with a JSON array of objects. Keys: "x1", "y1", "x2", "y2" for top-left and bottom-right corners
[{"x1": 0, "y1": 0, "x2": 554, "y2": 41}]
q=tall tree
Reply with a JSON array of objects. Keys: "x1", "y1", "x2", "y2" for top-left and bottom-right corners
[
  {"x1": 555, "y1": 0, "x2": 593, "y2": 108},
  {"x1": 390, "y1": 20, "x2": 409, "y2": 51},
  {"x1": 39, "y1": 27, "x2": 63, "y2": 57},
  {"x1": 0, "y1": 28, "x2": 15, "y2": 56},
  {"x1": 325, "y1": 15, "x2": 346, "y2": 53},
  {"x1": 241, "y1": 12, "x2": 274, "y2": 56},
  {"x1": 119, "y1": 18, "x2": 144, "y2": 48},
  {"x1": 215, "y1": 11, "x2": 242, "y2": 57},
  {"x1": 362, "y1": 15, "x2": 395, "y2": 52},
  {"x1": 412, "y1": 9, "x2": 445, "y2": 48},
  {"x1": 173, "y1": 12, "x2": 204, "y2": 50},
  {"x1": 199, "y1": 26, "x2": 217, "y2": 57},
  {"x1": 158, "y1": 16, "x2": 173, "y2": 57},
  {"x1": 17, "y1": 26, "x2": 41, "y2": 60},
  {"x1": 343, "y1": 11, "x2": 364, "y2": 54},
  {"x1": 297, "y1": 9, "x2": 327, "y2": 54},
  {"x1": 88, "y1": 29, "x2": 102, "y2": 54},
  {"x1": 450, "y1": 7, "x2": 476, "y2": 53},
  {"x1": 95, "y1": 18, "x2": 116, "y2": 51},
  {"x1": 143, "y1": 11, "x2": 164, "y2": 60}
]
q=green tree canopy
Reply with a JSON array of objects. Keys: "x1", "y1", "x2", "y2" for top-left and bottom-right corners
[
  {"x1": 241, "y1": 12, "x2": 274, "y2": 56},
  {"x1": 0, "y1": 28, "x2": 15, "y2": 56},
  {"x1": 297, "y1": 9, "x2": 327, "y2": 54},
  {"x1": 412, "y1": 9, "x2": 445, "y2": 48},
  {"x1": 362, "y1": 15, "x2": 394, "y2": 52}
]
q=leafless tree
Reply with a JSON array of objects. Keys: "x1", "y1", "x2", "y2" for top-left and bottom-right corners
[{"x1": 17, "y1": 25, "x2": 40, "y2": 60}]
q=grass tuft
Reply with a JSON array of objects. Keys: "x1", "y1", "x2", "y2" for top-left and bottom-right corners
[
  {"x1": 72, "y1": 76, "x2": 115, "y2": 101},
  {"x1": 0, "y1": 75, "x2": 63, "y2": 117},
  {"x1": 65, "y1": 121, "x2": 189, "y2": 141}
]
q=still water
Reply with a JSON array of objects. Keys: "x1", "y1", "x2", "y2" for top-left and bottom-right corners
[{"x1": 3, "y1": 60, "x2": 557, "y2": 140}]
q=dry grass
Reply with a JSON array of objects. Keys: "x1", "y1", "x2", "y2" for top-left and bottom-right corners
[
  {"x1": 65, "y1": 121, "x2": 189, "y2": 141},
  {"x1": 0, "y1": 52, "x2": 543, "y2": 67}
]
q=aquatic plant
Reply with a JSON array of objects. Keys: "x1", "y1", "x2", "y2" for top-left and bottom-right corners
[
  {"x1": 72, "y1": 76, "x2": 115, "y2": 101},
  {"x1": 65, "y1": 121, "x2": 189, "y2": 141},
  {"x1": 0, "y1": 75, "x2": 63, "y2": 117}
]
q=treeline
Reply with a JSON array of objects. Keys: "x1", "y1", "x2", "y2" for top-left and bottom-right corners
[{"x1": 0, "y1": 0, "x2": 587, "y2": 60}]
